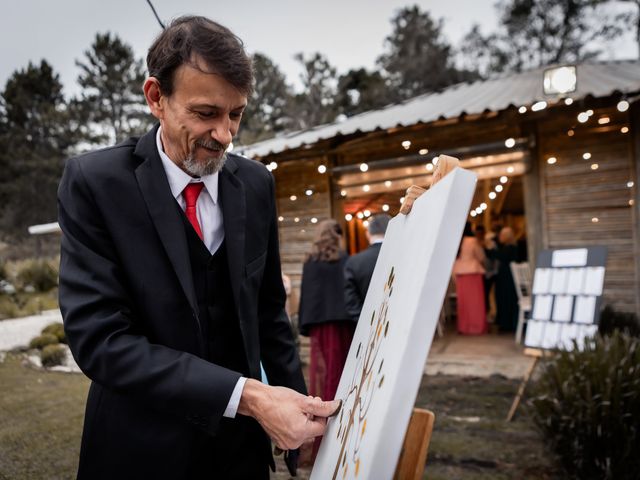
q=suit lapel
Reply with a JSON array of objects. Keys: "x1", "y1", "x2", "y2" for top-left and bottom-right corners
[
  {"x1": 133, "y1": 127, "x2": 199, "y2": 317},
  {"x1": 219, "y1": 156, "x2": 245, "y2": 311}
]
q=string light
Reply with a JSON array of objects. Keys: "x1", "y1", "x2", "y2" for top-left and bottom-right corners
[
  {"x1": 577, "y1": 112, "x2": 589, "y2": 123},
  {"x1": 363, "y1": 184, "x2": 370, "y2": 192},
  {"x1": 294, "y1": 217, "x2": 300, "y2": 223},
  {"x1": 495, "y1": 185, "x2": 504, "y2": 193},
  {"x1": 591, "y1": 217, "x2": 599, "y2": 223},
  {"x1": 425, "y1": 163, "x2": 434, "y2": 171},
  {"x1": 500, "y1": 176, "x2": 508, "y2": 184},
  {"x1": 359, "y1": 163, "x2": 369, "y2": 172},
  {"x1": 621, "y1": 127, "x2": 629, "y2": 134},
  {"x1": 364, "y1": 210, "x2": 371, "y2": 217},
  {"x1": 591, "y1": 164, "x2": 599, "y2": 170},
  {"x1": 356, "y1": 212, "x2": 364, "y2": 219},
  {"x1": 567, "y1": 129, "x2": 575, "y2": 137},
  {"x1": 505, "y1": 138, "x2": 515, "y2": 148},
  {"x1": 564, "y1": 98, "x2": 574, "y2": 105},
  {"x1": 402, "y1": 140, "x2": 411, "y2": 149},
  {"x1": 269, "y1": 161, "x2": 278, "y2": 170},
  {"x1": 433, "y1": 156, "x2": 440, "y2": 165},
  {"x1": 598, "y1": 117, "x2": 610, "y2": 125},
  {"x1": 305, "y1": 189, "x2": 313, "y2": 196},
  {"x1": 345, "y1": 213, "x2": 353, "y2": 221},
  {"x1": 382, "y1": 204, "x2": 389, "y2": 212},
  {"x1": 617, "y1": 100, "x2": 630, "y2": 112},
  {"x1": 290, "y1": 195, "x2": 297, "y2": 201},
  {"x1": 582, "y1": 152, "x2": 591, "y2": 160},
  {"x1": 507, "y1": 166, "x2": 515, "y2": 173},
  {"x1": 384, "y1": 180, "x2": 392, "y2": 188},
  {"x1": 547, "y1": 157, "x2": 557, "y2": 165},
  {"x1": 518, "y1": 106, "x2": 527, "y2": 114},
  {"x1": 340, "y1": 190, "x2": 347, "y2": 197},
  {"x1": 480, "y1": 203, "x2": 488, "y2": 210},
  {"x1": 627, "y1": 181, "x2": 634, "y2": 188},
  {"x1": 317, "y1": 165, "x2": 327, "y2": 174},
  {"x1": 470, "y1": 210, "x2": 477, "y2": 217},
  {"x1": 489, "y1": 192, "x2": 497, "y2": 200},
  {"x1": 278, "y1": 216, "x2": 284, "y2": 222},
  {"x1": 532, "y1": 101, "x2": 547, "y2": 111},
  {"x1": 400, "y1": 197, "x2": 405, "y2": 204},
  {"x1": 363, "y1": 220, "x2": 370, "y2": 227},
  {"x1": 310, "y1": 217, "x2": 318, "y2": 224},
  {"x1": 419, "y1": 148, "x2": 429, "y2": 155}
]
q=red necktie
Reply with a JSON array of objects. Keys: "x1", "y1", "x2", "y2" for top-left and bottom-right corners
[{"x1": 183, "y1": 183, "x2": 205, "y2": 240}]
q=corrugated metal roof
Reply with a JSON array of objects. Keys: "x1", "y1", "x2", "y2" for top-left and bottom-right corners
[{"x1": 238, "y1": 60, "x2": 640, "y2": 158}]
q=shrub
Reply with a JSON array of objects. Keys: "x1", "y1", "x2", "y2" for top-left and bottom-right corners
[
  {"x1": 16, "y1": 260, "x2": 58, "y2": 292},
  {"x1": 41, "y1": 344, "x2": 67, "y2": 367},
  {"x1": 530, "y1": 332, "x2": 640, "y2": 480},
  {"x1": 41, "y1": 322, "x2": 66, "y2": 344},
  {"x1": 29, "y1": 333, "x2": 59, "y2": 350},
  {"x1": 598, "y1": 305, "x2": 640, "y2": 337}
]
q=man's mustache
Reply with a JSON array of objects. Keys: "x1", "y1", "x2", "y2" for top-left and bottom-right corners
[{"x1": 195, "y1": 139, "x2": 227, "y2": 151}]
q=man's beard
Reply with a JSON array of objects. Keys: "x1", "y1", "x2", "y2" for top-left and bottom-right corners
[{"x1": 182, "y1": 139, "x2": 228, "y2": 177}]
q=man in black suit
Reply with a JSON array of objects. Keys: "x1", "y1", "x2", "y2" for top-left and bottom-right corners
[
  {"x1": 344, "y1": 214, "x2": 391, "y2": 321},
  {"x1": 58, "y1": 16, "x2": 338, "y2": 480}
]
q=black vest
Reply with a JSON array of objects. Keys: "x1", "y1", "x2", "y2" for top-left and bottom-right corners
[{"x1": 180, "y1": 211, "x2": 248, "y2": 375}]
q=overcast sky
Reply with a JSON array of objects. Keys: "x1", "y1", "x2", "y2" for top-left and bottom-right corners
[{"x1": 1, "y1": 0, "x2": 637, "y2": 97}]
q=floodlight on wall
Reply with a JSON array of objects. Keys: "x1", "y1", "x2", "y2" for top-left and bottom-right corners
[{"x1": 543, "y1": 66, "x2": 577, "y2": 95}]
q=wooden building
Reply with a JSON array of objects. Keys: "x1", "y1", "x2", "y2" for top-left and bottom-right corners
[{"x1": 238, "y1": 61, "x2": 640, "y2": 316}]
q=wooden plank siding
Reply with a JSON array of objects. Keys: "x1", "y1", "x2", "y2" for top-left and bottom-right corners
[
  {"x1": 272, "y1": 156, "x2": 333, "y2": 314},
  {"x1": 537, "y1": 106, "x2": 637, "y2": 312}
]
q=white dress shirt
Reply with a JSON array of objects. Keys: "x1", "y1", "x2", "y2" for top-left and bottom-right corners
[{"x1": 156, "y1": 127, "x2": 246, "y2": 418}]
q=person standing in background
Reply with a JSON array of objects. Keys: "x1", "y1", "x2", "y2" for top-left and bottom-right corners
[
  {"x1": 344, "y1": 214, "x2": 391, "y2": 322},
  {"x1": 453, "y1": 222, "x2": 487, "y2": 334},
  {"x1": 489, "y1": 226, "x2": 520, "y2": 332},
  {"x1": 298, "y1": 220, "x2": 354, "y2": 401}
]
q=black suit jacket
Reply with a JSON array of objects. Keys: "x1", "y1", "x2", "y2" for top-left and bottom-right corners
[
  {"x1": 343, "y1": 242, "x2": 382, "y2": 321},
  {"x1": 57, "y1": 125, "x2": 305, "y2": 479}
]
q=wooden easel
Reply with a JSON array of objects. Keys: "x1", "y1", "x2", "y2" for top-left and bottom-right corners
[
  {"x1": 393, "y1": 408, "x2": 436, "y2": 480},
  {"x1": 506, "y1": 348, "x2": 543, "y2": 422}
]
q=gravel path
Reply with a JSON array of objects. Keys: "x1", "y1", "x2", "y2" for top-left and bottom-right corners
[{"x1": 0, "y1": 310, "x2": 62, "y2": 351}]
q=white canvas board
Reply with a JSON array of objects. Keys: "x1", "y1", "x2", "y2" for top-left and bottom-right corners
[
  {"x1": 524, "y1": 320, "x2": 545, "y2": 348},
  {"x1": 532, "y1": 295, "x2": 553, "y2": 321},
  {"x1": 566, "y1": 268, "x2": 586, "y2": 295},
  {"x1": 551, "y1": 248, "x2": 588, "y2": 267},
  {"x1": 550, "y1": 268, "x2": 569, "y2": 294},
  {"x1": 573, "y1": 296, "x2": 596, "y2": 324},
  {"x1": 552, "y1": 295, "x2": 573, "y2": 322},
  {"x1": 542, "y1": 322, "x2": 561, "y2": 350},
  {"x1": 311, "y1": 168, "x2": 477, "y2": 480},
  {"x1": 583, "y1": 267, "x2": 605, "y2": 295},
  {"x1": 532, "y1": 268, "x2": 552, "y2": 295}
]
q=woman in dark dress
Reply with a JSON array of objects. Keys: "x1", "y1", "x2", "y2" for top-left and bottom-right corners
[
  {"x1": 298, "y1": 219, "x2": 354, "y2": 401},
  {"x1": 489, "y1": 226, "x2": 520, "y2": 332}
]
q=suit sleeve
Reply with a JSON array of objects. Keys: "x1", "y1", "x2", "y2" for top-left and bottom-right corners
[
  {"x1": 58, "y1": 157, "x2": 240, "y2": 435},
  {"x1": 344, "y1": 257, "x2": 363, "y2": 322},
  {"x1": 257, "y1": 173, "x2": 307, "y2": 395}
]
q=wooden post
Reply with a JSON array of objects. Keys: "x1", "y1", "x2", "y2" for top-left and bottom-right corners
[
  {"x1": 393, "y1": 408, "x2": 436, "y2": 480},
  {"x1": 506, "y1": 348, "x2": 543, "y2": 422}
]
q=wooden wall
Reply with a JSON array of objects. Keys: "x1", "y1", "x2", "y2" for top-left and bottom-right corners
[
  {"x1": 536, "y1": 105, "x2": 637, "y2": 312},
  {"x1": 272, "y1": 155, "x2": 332, "y2": 314}
]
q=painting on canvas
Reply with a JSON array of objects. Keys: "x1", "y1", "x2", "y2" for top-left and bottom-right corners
[{"x1": 310, "y1": 168, "x2": 477, "y2": 480}]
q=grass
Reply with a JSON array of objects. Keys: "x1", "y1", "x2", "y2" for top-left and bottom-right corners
[
  {"x1": 0, "y1": 291, "x2": 59, "y2": 321},
  {"x1": 0, "y1": 353, "x2": 87, "y2": 480},
  {"x1": 0, "y1": 354, "x2": 561, "y2": 480}
]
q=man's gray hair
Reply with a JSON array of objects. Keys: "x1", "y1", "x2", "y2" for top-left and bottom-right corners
[{"x1": 368, "y1": 214, "x2": 391, "y2": 236}]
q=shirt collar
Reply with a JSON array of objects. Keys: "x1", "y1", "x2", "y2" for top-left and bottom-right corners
[{"x1": 156, "y1": 127, "x2": 219, "y2": 204}]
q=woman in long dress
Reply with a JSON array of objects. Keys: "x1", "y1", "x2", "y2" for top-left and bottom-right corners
[
  {"x1": 298, "y1": 219, "x2": 354, "y2": 401},
  {"x1": 453, "y1": 222, "x2": 487, "y2": 334}
]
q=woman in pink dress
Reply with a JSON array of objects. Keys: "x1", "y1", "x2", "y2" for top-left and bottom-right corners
[{"x1": 453, "y1": 222, "x2": 488, "y2": 334}]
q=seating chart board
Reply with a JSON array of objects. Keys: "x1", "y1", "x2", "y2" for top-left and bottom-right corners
[{"x1": 525, "y1": 247, "x2": 607, "y2": 351}]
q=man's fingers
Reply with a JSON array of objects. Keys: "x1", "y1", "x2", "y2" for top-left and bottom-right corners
[
  {"x1": 305, "y1": 416, "x2": 328, "y2": 439},
  {"x1": 304, "y1": 397, "x2": 342, "y2": 418}
]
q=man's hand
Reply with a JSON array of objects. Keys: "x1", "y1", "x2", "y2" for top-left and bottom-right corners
[{"x1": 238, "y1": 379, "x2": 341, "y2": 450}]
